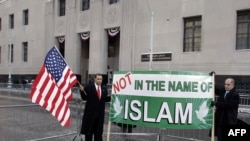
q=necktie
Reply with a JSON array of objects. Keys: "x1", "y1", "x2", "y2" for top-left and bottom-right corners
[
  {"x1": 224, "y1": 91, "x2": 228, "y2": 99},
  {"x1": 97, "y1": 86, "x2": 101, "y2": 100}
]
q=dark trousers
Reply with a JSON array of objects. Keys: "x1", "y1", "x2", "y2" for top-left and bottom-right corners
[
  {"x1": 216, "y1": 126, "x2": 224, "y2": 141},
  {"x1": 121, "y1": 124, "x2": 134, "y2": 133},
  {"x1": 122, "y1": 126, "x2": 132, "y2": 133},
  {"x1": 85, "y1": 135, "x2": 102, "y2": 141}
]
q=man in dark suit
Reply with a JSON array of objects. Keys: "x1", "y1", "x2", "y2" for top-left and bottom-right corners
[
  {"x1": 212, "y1": 78, "x2": 240, "y2": 141},
  {"x1": 79, "y1": 73, "x2": 110, "y2": 141}
]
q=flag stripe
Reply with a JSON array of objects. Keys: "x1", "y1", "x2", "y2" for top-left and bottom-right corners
[
  {"x1": 61, "y1": 107, "x2": 70, "y2": 126},
  {"x1": 38, "y1": 71, "x2": 53, "y2": 109},
  {"x1": 58, "y1": 67, "x2": 77, "y2": 101},
  {"x1": 45, "y1": 84, "x2": 57, "y2": 112},
  {"x1": 56, "y1": 95, "x2": 65, "y2": 120},
  {"x1": 43, "y1": 79, "x2": 56, "y2": 110},
  {"x1": 58, "y1": 101, "x2": 68, "y2": 122},
  {"x1": 30, "y1": 66, "x2": 46, "y2": 103},
  {"x1": 59, "y1": 68, "x2": 71, "y2": 99}
]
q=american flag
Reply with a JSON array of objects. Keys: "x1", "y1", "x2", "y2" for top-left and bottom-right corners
[{"x1": 29, "y1": 46, "x2": 77, "y2": 127}]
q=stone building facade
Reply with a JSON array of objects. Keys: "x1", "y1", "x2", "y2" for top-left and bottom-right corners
[{"x1": 0, "y1": 0, "x2": 249, "y2": 94}]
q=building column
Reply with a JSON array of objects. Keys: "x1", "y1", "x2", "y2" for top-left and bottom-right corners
[
  {"x1": 88, "y1": 0, "x2": 108, "y2": 83},
  {"x1": 65, "y1": 0, "x2": 80, "y2": 75},
  {"x1": 119, "y1": 0, "x2": 136, "y2": 71}
]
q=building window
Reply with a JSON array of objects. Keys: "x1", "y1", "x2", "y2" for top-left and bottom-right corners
[
  {"x1": 0, "y1": 46, "x2": 1, "y2": 63},
  {"x1": 8, "y1": 44, "x2": 13, "y2": 63},
  {"x1": 109, "y1": 0, "x2": 119, "y2": 4},
  {"x1": 236, "y1": 10, "x2": 250, "y2": 50},
  {"x1": 57, "y1": 36, "x2": 65, "y2": 57},
  {"x1": 59, "y1": 0, "x2": 66, "y2": 16},
  {"x1": 23, "y1": 42, "x2": 28, "y2": 62},
  {"x1": 183, "y1": 16, "x2": 202, "y2": 52},
  {"x1": 81, "y1": 0, "x2": 89, "y2": 11},
  {"x1": 9, "y1": 14, "x2": 14, "y2": 29},
  {"x1": 0, "y1": 18, "x2": 2, "y2": 31},
  {"x1": 23, "y1": 9, "x2": 29, "y2": 25}
]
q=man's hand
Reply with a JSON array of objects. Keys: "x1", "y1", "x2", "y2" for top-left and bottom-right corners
[
  {"x1": 79, "y1": 84, "x2": 87, "y2": 95},
  {"x1": 210, "y1": 101, "x2": 216, "y2": 107},
  {"x1": 79, "y1": 84, "x2": 84, "y2": 91},
  {"x1": 209, "y1": 71, "x2": 216, "y2": 76}
]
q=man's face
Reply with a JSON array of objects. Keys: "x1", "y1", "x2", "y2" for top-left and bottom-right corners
[
  {"x1": 224, "y1": 79, "x2": 234, "y2": 91},
  {"x1": 95, "y1": 75, "x2": 103, "y2": 86}
]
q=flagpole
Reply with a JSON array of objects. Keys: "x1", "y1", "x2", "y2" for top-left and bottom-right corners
[
  {"x1": 78, "y1": 81, "x2": 87, "y2": 95},
  {"x1": 146, "y1": 0, "x2": 154, "y2": 70},
  {"x1": 53, "y1": 45, "x2": 71, "y2": 66},
  {"x1": 106, "y1": 120, "x2": 111, "y2": 141}
]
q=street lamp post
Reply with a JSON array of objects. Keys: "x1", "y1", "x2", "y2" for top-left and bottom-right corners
[
  {"x1": 146, "y1": 0, "x2": 154, "y2": 70},
  {"x1": 7, "y1": 41, "x2": 12, "y2": 88}
]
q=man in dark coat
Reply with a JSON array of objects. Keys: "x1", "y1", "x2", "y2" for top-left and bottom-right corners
[
  {"x1": 79, "y1": 73, "x2": 110, "y2": 141},
  {"x1": 212, "y1": 78, "x2": 240, "y2": 141}
]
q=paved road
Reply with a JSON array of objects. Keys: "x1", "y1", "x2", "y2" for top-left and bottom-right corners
[{"x1": 0, "y1": 91, "x2": 77, "y2": 141}]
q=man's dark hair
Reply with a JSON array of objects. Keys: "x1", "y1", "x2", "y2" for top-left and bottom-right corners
[{"x1": 95, "y1": 73, "x2": 102, "y2": 78}]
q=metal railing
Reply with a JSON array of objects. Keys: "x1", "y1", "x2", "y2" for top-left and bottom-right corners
[{"x1": 0, "y1": 85, "x2": 249, "y2": 141}]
